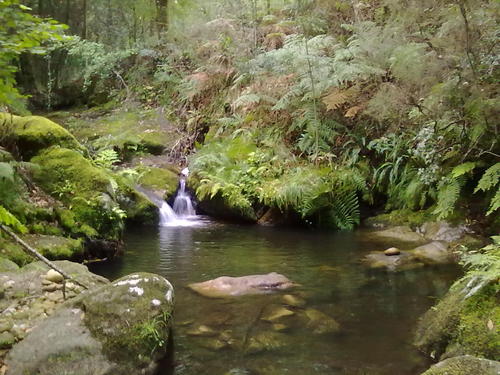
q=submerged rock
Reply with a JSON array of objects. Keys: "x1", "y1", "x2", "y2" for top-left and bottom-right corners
[
  {"x1": 188, "y1": 272, "x2": 295, "y2": 298},
  {"x1": 304, "y1": 309, "x2": 340, "y2": 334},
  {"x1": 245, "y1": 331, "x2": 287, "y2": 354},
  {"x1": 261, "y1": 305, "x2": 295, "y2": 322},
  {"x1": 363, "y1": 251, "x2": 424, "y2": 271},
  {"x1": 6, "y1": 272, "x2": 174, "y2": 375},
  {"x1": 282, "y1": 294, "x2": 305, "y2": 307},
  {"x1": 419, "y1": 355, "x2": 500, "y2": 375}
]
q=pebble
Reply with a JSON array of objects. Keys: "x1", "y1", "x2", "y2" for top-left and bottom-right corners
[
  {"x1": 384, "y1": 247, "x2": 401, "y2": 256},
  {"x1": 261, "y1": 305, "x2": 295, "y2": 322},
  {"x1": 282, "y1": 294, "x2": 305, "y2": 307},
  {"x1": 42, "y1": 284, "x2": 58, "y2": 292},
  {"x1": 45, "y1": 270, "x2": 64, "y2": 283}
]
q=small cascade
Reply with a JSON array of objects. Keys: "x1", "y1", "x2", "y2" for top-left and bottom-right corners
[
  {"x1": 158, "y1": 167, "x2": 203, "y2": 227},
  {"x1": 159, "y1": 201, "x2": 178, "y2": 226},
  {"x1": 172, "y1": 178, "x2": 196, "y2": 217}
]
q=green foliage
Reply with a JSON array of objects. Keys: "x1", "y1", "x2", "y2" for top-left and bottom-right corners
[
  {"x1": 0, "y1": 0, "x2": 67, "y2": 111},
  {"x1": 474, "y1": 163, "x2": 500, "y2": 216},
  {"x1": 93, "y1": 149, "x2": 121, "y2": 170},
  {"x1": 0, "y1": 205, "x2": 26, "y2": 233}
]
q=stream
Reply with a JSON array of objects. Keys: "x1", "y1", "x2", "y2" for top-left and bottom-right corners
[{"x1": 89, "y1": 219, "x2": 461, "y2": 375}]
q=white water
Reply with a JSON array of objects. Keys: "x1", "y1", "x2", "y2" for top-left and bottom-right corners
[{"x1": 159, "y1": 170, "x2": 202, "y2": 227}]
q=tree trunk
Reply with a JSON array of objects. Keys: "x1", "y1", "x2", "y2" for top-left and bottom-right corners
[{"x1": 156, "y1": 0, "x2": 169, "y2": 38}]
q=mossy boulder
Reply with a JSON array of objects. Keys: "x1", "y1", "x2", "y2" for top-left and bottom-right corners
[
  {"x1": 414, "y1": 278, "x2": 500, "y2": 360},
  {"x1": 419, "y1": 355, "x2": 500, "y2": 375},
  {"x1": 136, "y1": 166, "x2": 179, "y2": 198},
  {"x1": 0, "y1": 113, "x2": 82, "y2": 159},
  {"x1": 0, "y1": 257, "x2": 19, "y2": 272},
  {"x1": 0, "y1": 237, "x2": 32, "y2": 266},
  {"x1": 6, "y1": 272, "x2": 174, "y2": 375},
  {"x1": 31, "y1": 147, "x2": 123, "y2": 240},
  {"x1": 22, "y1": 234, "x2": 84, "y2": 260}
]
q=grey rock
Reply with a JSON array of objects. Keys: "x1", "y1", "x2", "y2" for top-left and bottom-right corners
[{"x1": 419, "y1": 355, "x2": 500, "y2": 375}]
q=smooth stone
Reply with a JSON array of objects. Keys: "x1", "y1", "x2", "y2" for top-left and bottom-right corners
[
  {"x1": 384, "y1": 247, "x2": 401, "y2": 256},
  {"x1": 0, "y1": 331, "x2": 15, "y2": 349},
  {"x1": 186, "y1": 325, "x2": 218, "y2": 337},
  {"x1": 45, "y1": 269, "x2": 64, "y2": 283},
  {"x1": 261, "y1": 305, "x2": 295, "y2": 322},
  {"x1": 188, "y1": 272, "x2": 295, "y2": 298},
  {"x1": 305, "y1": 309, "x2": 340, "y2": 334},
  {"x1": 282, "y1": 294, "x2": 305, "y2": 307},
  {"x1": 419, "y1": 355, "x2": 500, "y2": 375},
  {"x1": 42, "y1": 284, "x2": 58, "y2": 292}
]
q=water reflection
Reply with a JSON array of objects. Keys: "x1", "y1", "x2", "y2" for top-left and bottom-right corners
[{"x1": 90, "y1": 223, "x2": 462, "y2": 375}]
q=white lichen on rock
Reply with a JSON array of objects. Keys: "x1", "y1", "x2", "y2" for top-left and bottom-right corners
[
  {"x1": 151, "y1": 299, "x2": 161, "y2": 306},
  {"x1": 129, "y1": 286, "x2": 144, "y2": 296}
]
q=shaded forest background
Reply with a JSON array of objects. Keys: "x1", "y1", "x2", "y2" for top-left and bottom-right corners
[{"x1": 1, "y1": 0, "x2": 499, "y2": 232}]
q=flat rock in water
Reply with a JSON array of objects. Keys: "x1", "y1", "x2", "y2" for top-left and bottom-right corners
[
  {"x1": 413, "y1": 241, "x2": 452, "y2": 264},
  {"x1": 363, "y1": 251, "x2": 424, "y2": 272},
  {"x1": 188, "y1": 272, "x2": 295, "y2": 298}
]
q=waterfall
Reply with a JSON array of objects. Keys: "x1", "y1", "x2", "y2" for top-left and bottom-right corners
[
  {"x1": 172, "y1": 178, "x2": 196, "y2": 217},
  {"x1": 158, "y1": 167, "x2": 202, "y2": 227},
  {"x1": 159, "y1": 201, "x2": 178, "y2": 226}
]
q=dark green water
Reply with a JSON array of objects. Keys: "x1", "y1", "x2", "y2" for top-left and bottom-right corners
[{"x1": 89, "y1": 220, "x2": 461, "y2": 375}]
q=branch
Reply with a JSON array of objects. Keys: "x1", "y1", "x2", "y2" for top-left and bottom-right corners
[{"x1": 0, "y1": 224, "x2": 89, "y2": 290}]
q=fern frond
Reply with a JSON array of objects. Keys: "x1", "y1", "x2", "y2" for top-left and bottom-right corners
[
  {"x1": 323, "y1": 89, "x2": 349, "y2": 111},
  {"x1": 474, "y1": 163, "x2": 500, "y2": 193},
  {"x1": 345, "y1": 105, "x2": 362, "y2": 118},
  {"x1": 433, "y1": 177, "x2": 462, "y2": 219},
  {"x1": 451, "y1": 162, "x2": 476, "y2": 178}
]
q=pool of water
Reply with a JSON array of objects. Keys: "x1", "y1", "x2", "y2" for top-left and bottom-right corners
[{"x1": 89, "y1": 219, "x2": 461, "y2": 375}]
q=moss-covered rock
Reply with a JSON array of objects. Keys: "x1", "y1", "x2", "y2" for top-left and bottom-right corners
[
  {"x1": 0, "y1": 113, "x2": 82, "y2": 159},
  {"x1": 63, "y1": 108, "x2": 176, "y2": 159},
  {"x1": 364, "y1": 209, "x2": 433, "y2": 229},
  {"x1": 419, "y1": 355, "x2": 500, "y2": 375},
  {"x1": 414, "y1": 278, "x2": 500, "y2": 360},
  {"x1": 22, "y1": 234, "x2": 84, "y2": 260},
  {"x1": 136, "y1": 166, "x2": 179, "y2": 198},
  {"x1": 0, "y1": 257, "x2": 19, "y2": 272},
  {"x1": 0, "y1": 237, "x2": 32, "y2": 266},
  {"x1": 6, "y1": 272, "x2": 174, "y2": 375}
]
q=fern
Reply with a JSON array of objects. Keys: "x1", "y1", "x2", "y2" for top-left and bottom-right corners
[
  {"x1": 474, "y1": 163, "x2": 500, "y2": 216},
  {"x1": 0, "y1": 162, "x2": 14, "y2": 182},
  {"x1": 433, "y1": 177, "x2": 462, "y2": 219}
]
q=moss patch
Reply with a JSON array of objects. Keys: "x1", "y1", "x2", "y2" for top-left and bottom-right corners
[
  {"x1": 415, "y1": 278, "x2": 500, "y2": 360},
  {"x1": 63, "y1": 108, "x2": 176, "y2": 159},
  {"x1": 136, "y1": 166, "x2": 178, "y2": 196},
  {"x1": 0, "y1": 237, "x2": 32, "y2": 266},
  {"x1": 365, "y1": 209, "x2": 434, "y2": 229},
  {"x1": 0, "y1": 113, "x2": 82, "y2": 159},
  {"x1": 22, "y1": 234, "x2": 84, "y2": 260}
]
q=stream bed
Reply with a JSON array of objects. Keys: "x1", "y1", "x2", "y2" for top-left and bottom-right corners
[{"x1": 89, "y1": 220, "x2": 461, "y2": 375}]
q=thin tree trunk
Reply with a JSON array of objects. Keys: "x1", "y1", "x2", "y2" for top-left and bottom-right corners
[
  {"x1": 82, "y1": 0, "x2": 87, "y2": 39},
  {"x1": 156, "y1": 0, "x2": 169, "y2": 38}
]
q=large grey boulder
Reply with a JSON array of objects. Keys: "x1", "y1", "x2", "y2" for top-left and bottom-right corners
[
  {"x1": 419, "y1": 355, "x2": 500, "y2": 375},
  {"x1": 419, "y1": 221, "x2": 470, "y2": 243},
  {"x1": 6, "y1": 272, "x2": 174, "y2": 375},
  {"x1": 188, "y1": 272, "x2": 295, "y2": 298},
  {"x1": 368, "y1": 225, "x2": 426, "y2": 244},
  {"x1": 413, "y1": 241, "x2": 454, "y2": 264}
]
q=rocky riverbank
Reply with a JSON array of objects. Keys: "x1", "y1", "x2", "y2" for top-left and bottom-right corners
[{"x1": 0, "y1": 261, "x2": 174, "y2": 375}]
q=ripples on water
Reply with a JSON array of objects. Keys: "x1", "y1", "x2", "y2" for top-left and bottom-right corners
[{"x1": 90, "y1": 220, "x2": 461, "y2": 375}]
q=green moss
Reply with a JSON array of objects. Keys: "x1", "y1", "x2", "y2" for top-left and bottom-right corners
[
  {"x1": 0, "y1": 256, "x2": 20, "y2": 272},
  {"x1": 29, "y1": 222, "x2": 64, "y2": 236},
  {"x1": 64, "y1": 109, "x2": 174, "y2": 159},
  {"x1": 457, "y1": 283, "x2": 500, "y2": 358},
  {"x1": 136, "y1": 166, "x2": 178, "y2": 196},
  {"x1": 365, "y1": 209, "x2": 434, "y2": 229},
  {"x1": 31, "y1": 147, "x2": 111, "y2": 201},
  {"x1": 0, "y1": 113, "x2": 82, "y2": 159},
  {"x1": 22, "y1": 234, "x2": 84, "y2": 260},
  {"x1": 0, "y1": 237, "x2": 32, "y2": 266}
]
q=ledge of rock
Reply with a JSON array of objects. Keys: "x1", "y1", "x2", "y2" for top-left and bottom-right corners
[
  {"x1": 6, "y1": 272, "x2": 174, "y2": 375},
  {"x1": 419, "y1": 355, "x2": 500, "y2": 375},
  {"x1": 188, "y1": 272, "x2": 295, "y2": 298}
]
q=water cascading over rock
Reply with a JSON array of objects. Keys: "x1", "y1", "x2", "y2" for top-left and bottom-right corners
[{"x1": 159, "y1": 167, "x2": 198, "y2": 226}]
